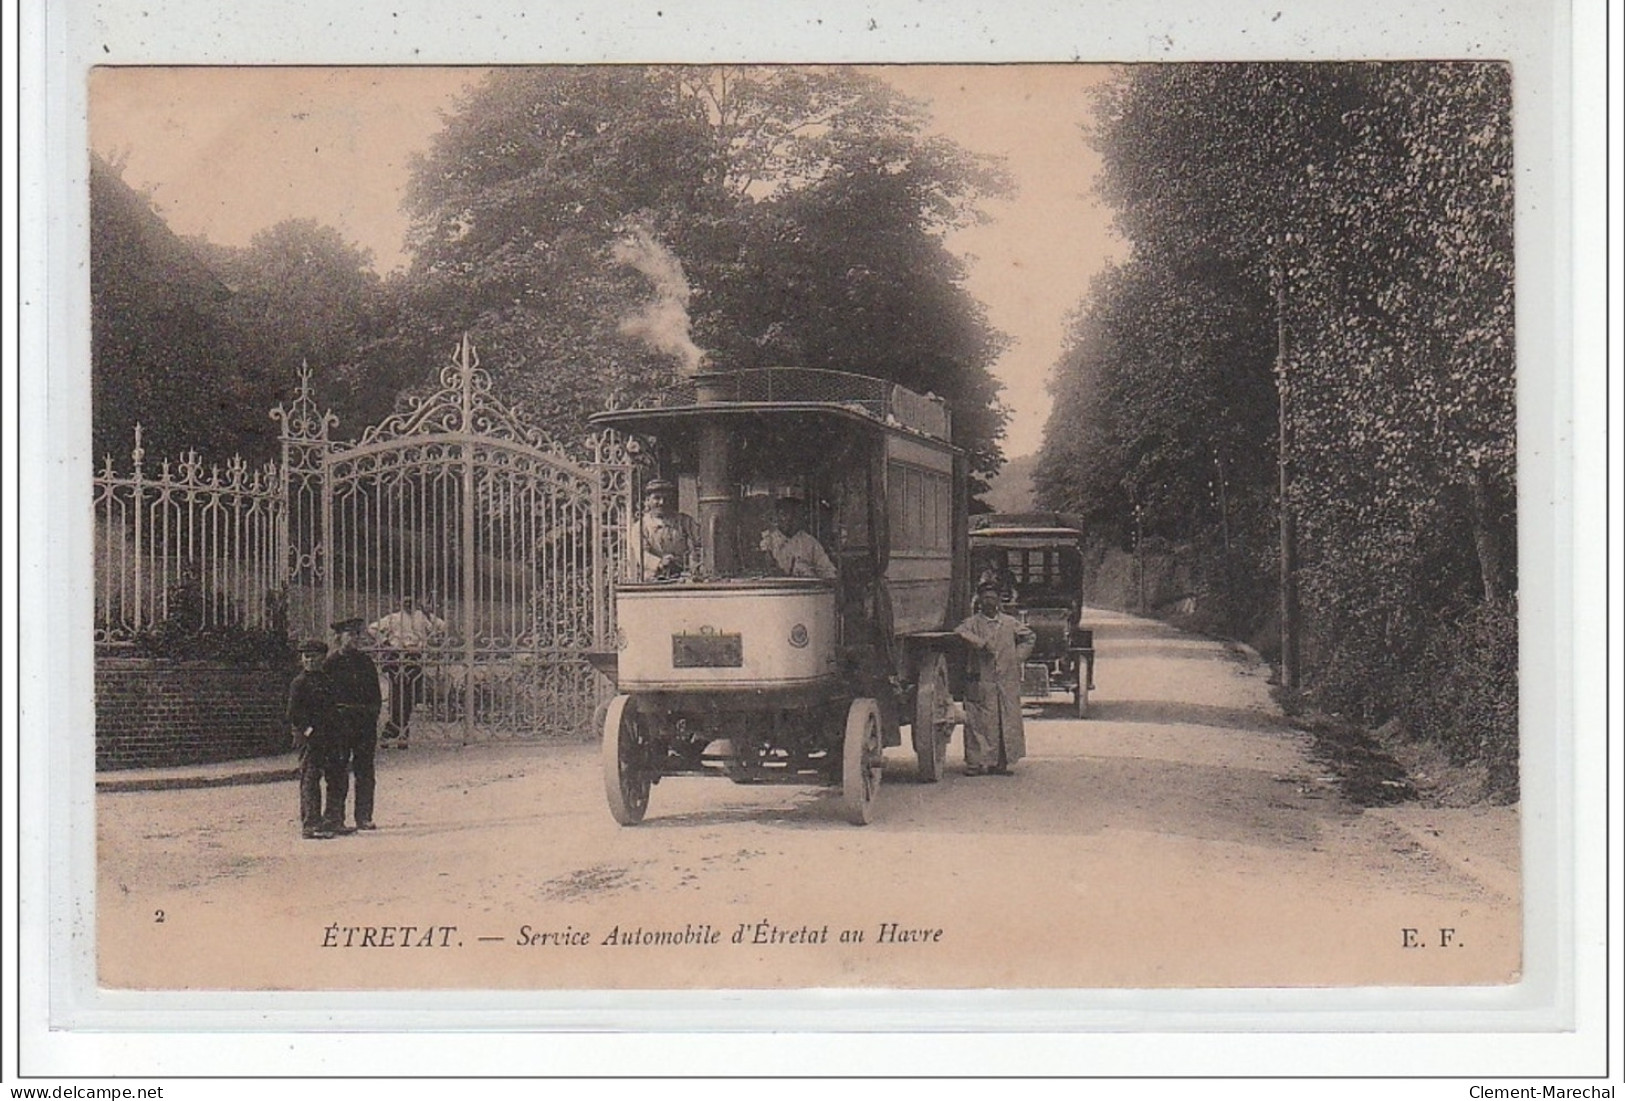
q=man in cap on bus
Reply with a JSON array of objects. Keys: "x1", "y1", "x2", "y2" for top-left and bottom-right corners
[
  {"x1": 632, "y1": 477, "x2": 698, "y2": 581},
  {"x1": 953, "y1": 579, "x2": 1037, "y2": 776},
  {"x1": 759, "y1": 492, "x2": 837, "y2": 580}
]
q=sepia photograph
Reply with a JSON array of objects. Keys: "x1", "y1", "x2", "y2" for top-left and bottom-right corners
[
  {"x1": 84, "y1": 59, "x2": 1523, "y2": 993},
  {"x1": 13, "y1": 0, "x2": 1606, "y2": 1086}
]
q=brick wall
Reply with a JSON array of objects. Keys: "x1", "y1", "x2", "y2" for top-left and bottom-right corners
[{"x1": 95, "y1": 657, "x2": 293, "y2": 770}]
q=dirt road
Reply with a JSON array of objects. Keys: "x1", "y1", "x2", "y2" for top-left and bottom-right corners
[{"x1": 97, "y1": 610, "x2": 1520, "y2": 991}]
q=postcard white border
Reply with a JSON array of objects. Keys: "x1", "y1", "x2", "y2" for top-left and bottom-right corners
[{"x1": 13, "y1": 0, "x2": 1614, "y2": 1082}]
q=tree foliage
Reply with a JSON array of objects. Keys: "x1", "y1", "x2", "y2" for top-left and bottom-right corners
[
  {"x1": 374, "y1": 68, "x2": 725, "y2": 448},
  {"x1": 1037, "y1": 254, "x2": 1277, "y2": 547},
  {"x1": 1037, "y1": 63, "x2": 1516, "y2": 794},
  {"x1": 374, "y1": 66, "x2": 1010, "y2": 469},
  {"x1": 95, "y1": 66, "x2": 1013, "y2": 479},
  {"x1": 203, "y1": 219, "x2": 391, "y2": 433},
  {"x1": 92, "y1": 156, "x2": 391, "y2": 461},
  {"x1": 90, "y1": 155, "x2": 275, "y2": 461}
]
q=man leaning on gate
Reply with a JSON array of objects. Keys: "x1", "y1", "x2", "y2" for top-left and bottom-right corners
[{"x1": 369, "y1": 595, "x2": 446, "y2": 748}]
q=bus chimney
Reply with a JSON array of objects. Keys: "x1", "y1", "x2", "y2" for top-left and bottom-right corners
[{"x1": 695, "y1": 378, "x2": 737, "y2": 576}]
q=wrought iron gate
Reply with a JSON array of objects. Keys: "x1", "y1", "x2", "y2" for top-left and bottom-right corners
[{"x1": 280, "y1": 337, "x2": 630, "y2": 741}]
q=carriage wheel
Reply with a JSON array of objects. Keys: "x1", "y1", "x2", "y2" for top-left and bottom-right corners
[
  {"x1": 841, "y1": 698, "x2": 884, "y2": 825},
  {"x1": 913, "y1": 652, "x2": 953, "y2": 783},
  {"x1": 602, "y1": 694, "x2": 652, "y2": 825},
  {"x1": 1074, "y1": 677, "x2": 1090, "y2": 719}
]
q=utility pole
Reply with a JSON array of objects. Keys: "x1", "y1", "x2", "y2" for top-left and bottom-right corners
[{"x1": 1275, "y1": 266, "x2": 1301, "y2": 690}]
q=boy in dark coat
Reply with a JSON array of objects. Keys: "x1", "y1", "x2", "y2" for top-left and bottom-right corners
[{"x1": 287, "y1": 639, "x2": 347, "y2": 839}]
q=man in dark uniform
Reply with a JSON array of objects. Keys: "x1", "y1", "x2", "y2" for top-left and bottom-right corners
[
  {"x1": 286, "y1": 639, "x2": 346, "y2": 839},
  {"x1": 324, "y1": 617, "x2": 383, "y2": 831}
]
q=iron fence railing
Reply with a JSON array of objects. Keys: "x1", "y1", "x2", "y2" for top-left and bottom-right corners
[
  {"x1": 95, "y1": 342, "x2": 634, "y2": 741},
  {"x1": 93, "y1": 426, "x2": 285, "y2": 644}
]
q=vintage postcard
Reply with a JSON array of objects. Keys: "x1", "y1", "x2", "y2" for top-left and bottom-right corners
[
  {"x1": 19, "y1": 0, "x2": 1601, "y2": 1083},
  {"x1": 83, "y1": 56, "x2": 1528, "y2": 990}
]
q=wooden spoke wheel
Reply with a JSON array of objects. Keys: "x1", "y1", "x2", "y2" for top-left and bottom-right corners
[
  {"x1": 912, "y1": 651, "x2": 953, "y2": 783},
  {"x1": 841, "y1": 697, "x2": 884, "y2": 825},
  {"x1": 602, "y1": 694, "x2": 652, "y2": 825}
]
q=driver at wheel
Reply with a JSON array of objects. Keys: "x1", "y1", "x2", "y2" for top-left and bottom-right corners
[{"x1": 632, "y1": 478, "x2": 698, "y2": 581}]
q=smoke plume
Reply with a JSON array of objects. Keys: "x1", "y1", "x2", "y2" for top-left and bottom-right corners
[{"x1": 612, "y1": 228, "x2": 708, "y2": 376}]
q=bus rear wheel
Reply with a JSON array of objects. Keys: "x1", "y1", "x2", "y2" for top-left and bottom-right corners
[{"x1": 913, "y1": 652, "x2": 953, "y2": 783}]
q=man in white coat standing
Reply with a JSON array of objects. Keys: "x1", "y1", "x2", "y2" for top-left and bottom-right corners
[
  {"x1": 368, "y1": 595, "x2": 445, "y2": 748},
  {"x1": 953, "y1": 580, "x2": 1037, "y2": 776}
]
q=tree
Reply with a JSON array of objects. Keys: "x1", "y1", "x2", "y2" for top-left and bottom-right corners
[
  {"x1": 1305, "y1": 64, "x2": 1515, "y2": 604},
  {"x1": 202, "y1": 219, "x2": 390, "y2": 433},
  {"x1": 1038, "y1": 254, "x2": 1277, "y2": 546},
  {"x1": 91, "y1": 157, "x2": 394, "y2": 461},
  {"x1": 90, "y1": 154, "x2": 277, "y2": 461},
  {"x1": 1039, "y1": 63, "x2": 1515, "y2": 788},
  {"x1": 371, "y1": 65, "x2": 1011, "y2": 471},
  {"x1": 361, "y1": 68, "x2": 726, "y2": 447},
  {"x1": 707, "y1": 130, "x2": 1010, "y2": 479}
]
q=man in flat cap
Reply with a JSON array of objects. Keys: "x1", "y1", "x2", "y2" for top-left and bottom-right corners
[
  {"x1": 323, "y1": 617, "x2": 383, "y2": 830},
  {"x1": 286, "y1": 639, "x2": 345, "y2": 839},
  {"x1": 631, "y1": 477, "x2": 698, "y2": 581},
  {"x1": 953, "y1": 580, "x2": 1037, "y2": 776},
  {"x1": 759, "y1": 492, "x2": 837, "y2": 580}
]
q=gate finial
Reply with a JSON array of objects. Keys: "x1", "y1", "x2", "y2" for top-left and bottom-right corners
[{"x1": 271, "y1": 360, "x2": 338, "y2": 447}]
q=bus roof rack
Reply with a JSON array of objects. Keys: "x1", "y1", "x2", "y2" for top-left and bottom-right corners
[{"x1": 971, "y1": 511, "x2": 1085, "y2": 534}]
